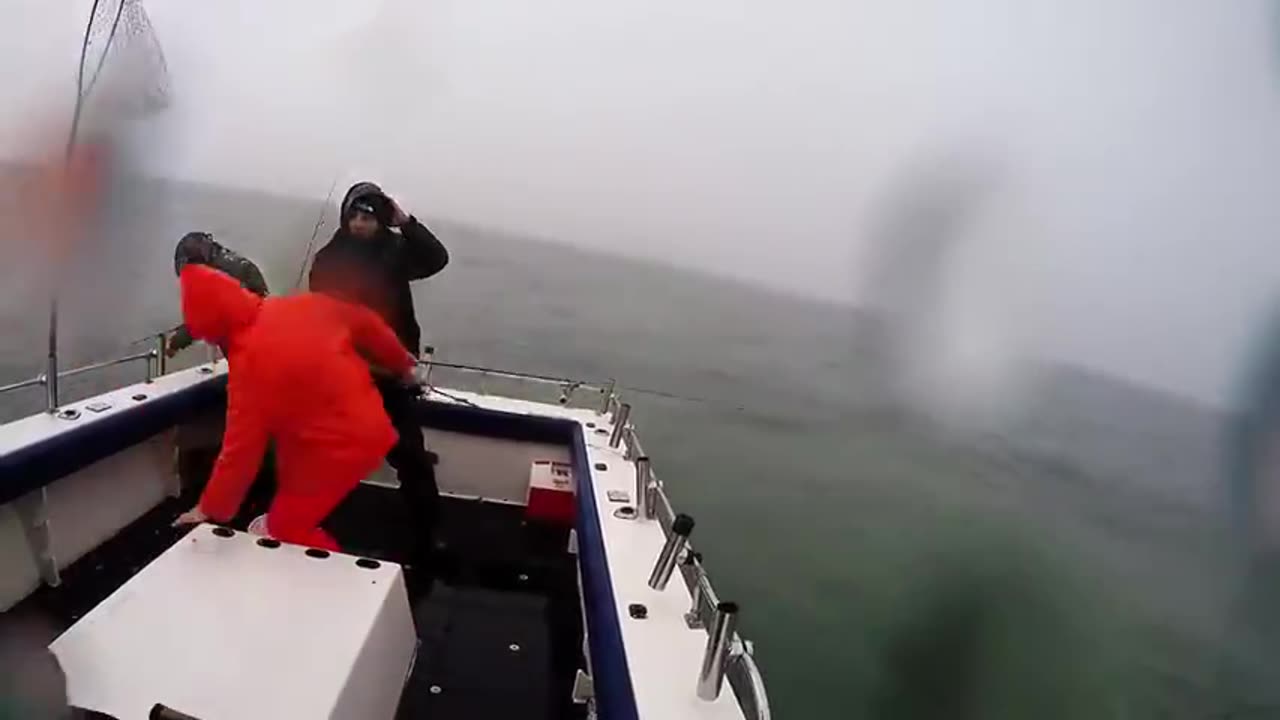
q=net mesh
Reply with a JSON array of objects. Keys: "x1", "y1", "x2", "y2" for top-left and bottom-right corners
[{"x1": 81, "y1": 0, "x2": 170, "y2": 118}]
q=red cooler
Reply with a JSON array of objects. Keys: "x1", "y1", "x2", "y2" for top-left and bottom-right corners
[{"x1": 525, "y1": 460, "x2": 575, "y2": 526}]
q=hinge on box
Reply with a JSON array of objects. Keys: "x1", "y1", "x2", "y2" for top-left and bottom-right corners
[{"x1": 572, "y1": 669, "x2": 594, "y2": 704}]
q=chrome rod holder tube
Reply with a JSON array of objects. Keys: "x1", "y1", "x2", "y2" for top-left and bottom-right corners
[
  {"x1": 598, "y1": 379, "x2": 615, "y2": 415},
  {"x1": 145, "y1": 350, "x2": 158, "y2": 383},
  {"x1": 648, "y1": 513, "x2": 694, "y2": 590},
  {"x1": 697, "y1": 601, "x2": 739, "y2": 701},
  {"x1": 634, "y1": 457, "x2": 651, "y2": 520},
  {"x1": 608, "y1": 402, "x2": 631, "y2": 448}
]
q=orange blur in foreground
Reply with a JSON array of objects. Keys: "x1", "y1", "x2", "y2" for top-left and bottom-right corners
[{"x1": 0, "y1": 132, "x2": 117, "y2": 274}]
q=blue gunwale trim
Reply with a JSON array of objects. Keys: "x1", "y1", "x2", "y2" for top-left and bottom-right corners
[
  {"x1": 0, "y1": 375, "x2": 227, "y2": 505},
  {"x1": 569, "y1": 423, "x2": 641, "y2": 720}
]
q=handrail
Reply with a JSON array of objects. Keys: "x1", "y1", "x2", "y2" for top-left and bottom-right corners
[
  {"x1": 728, "y1": 641, "x2": 772, "y2": 720},
  {"x1": 0, "y1": 376, "x2": 45, "y2": 395},
  {"x1": 59, "y1": 351, "x2": 155, "y2": 382},
  {"x1": 418, "y1": 358, "x2": 609, "y2": 393},
  {"x1": 0, "y1": 334, "x2": 166, "y2": 405},
  {"x1": 618, "y1": 410, "x2": 771, "y2": 720}
]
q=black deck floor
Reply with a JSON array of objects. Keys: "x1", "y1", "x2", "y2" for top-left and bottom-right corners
[{"x1": 7, "y1": 484, "x2": 587, "y2": 719}]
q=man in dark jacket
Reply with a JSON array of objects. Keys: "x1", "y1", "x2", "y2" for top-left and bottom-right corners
[
  {"x1": 169, "y1": 231, "x2": 275, "y2": 526},
  {"x1": 309, "y1": 181, "x2": 448, "y2": 563},
  {"x1": 169, "y1": 231, "x2": 270, "y2": 357}
]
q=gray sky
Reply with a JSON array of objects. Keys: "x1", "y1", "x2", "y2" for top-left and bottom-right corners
[{"x1": 4, "y1": 0, "x2": 1280, "y2": 405}]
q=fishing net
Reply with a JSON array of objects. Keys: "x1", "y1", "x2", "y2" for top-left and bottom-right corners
[{"x1": 79, "y1": 0, "x2": 170, "y2": 119}]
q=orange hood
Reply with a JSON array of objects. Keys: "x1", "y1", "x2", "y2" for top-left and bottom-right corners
[{"x1": 180, "y1": 264, "x2": 263, "y2": 349}]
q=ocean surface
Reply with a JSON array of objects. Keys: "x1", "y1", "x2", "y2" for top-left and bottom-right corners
[{"x1": 0, "y1": 172, "x2": 1271, "y2": 718}]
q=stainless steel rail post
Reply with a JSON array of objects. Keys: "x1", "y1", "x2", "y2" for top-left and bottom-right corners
[
  {"x1": 421, "y1": 344, "x2": 435, "y2": 387},
  {"x1": 634, "y1": 456, "x2": 652, "y2": 520},
  {"x1": 155, "y1": 333, "x2": 167, "y2": 377},
  {"x1": 608, "y1": 402, "x2": 631, "y2": 448},
  {"x1": 598, "y1": 379, "x2": 615, "y2": 415},
  {"x1": 684, "y1": 559, "x2": 707, "y2": 629},
  {"x1": 648, "y1": 513, "x2": 694, "y2": 590},
  {"x1": 697, "y1": 602, "x2": 739, "y2": 701},
  {"x1": 45, "y1": 300, "x2": 58, "y2": 412}
]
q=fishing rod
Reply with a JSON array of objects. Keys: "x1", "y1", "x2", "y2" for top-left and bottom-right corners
[{"x1": 292, "y1": 174, "x2": 342, "y2": 290}]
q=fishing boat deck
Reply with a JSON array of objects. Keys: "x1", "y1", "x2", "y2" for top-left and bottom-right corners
[
  {"x1": 8, "y1": 486, "x2": 587, "y2": 719},
  {"x1": 1, "y1": 365, "x2": 769, "y2": 720}
]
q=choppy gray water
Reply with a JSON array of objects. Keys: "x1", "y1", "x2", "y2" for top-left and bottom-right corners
[{"x1": 0, "y1": 172, "x2": 1270, "y2": 718}]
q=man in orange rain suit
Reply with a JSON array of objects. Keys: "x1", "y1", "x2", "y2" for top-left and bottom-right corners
[{"x1": 172, "y1": 264, "x2": 418, "y2": 551}]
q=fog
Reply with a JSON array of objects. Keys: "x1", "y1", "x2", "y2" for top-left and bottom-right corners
[{"x1": 4, "y1": 0, "x2": 1280, "y2": 405}]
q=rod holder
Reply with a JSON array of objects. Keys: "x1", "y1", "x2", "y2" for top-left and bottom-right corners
[
  {"x1": 145, "y1": 350, "x2": 158, "y2": 383},
  {"x1": 648, "y1": 513, "x2": 694, "y2": 590},
  {"x1": 634, "y1": 457, "x2": 652, "y2": 520},
  {"x1": 697, "y1": 601, "x2": 739, "y2": 701},
  {"x1": 598, "y1": 379, "x2": 616, "y2": 415},
  {"x1": 608, "y1": 402, "x2": 631, "y2": 448}
]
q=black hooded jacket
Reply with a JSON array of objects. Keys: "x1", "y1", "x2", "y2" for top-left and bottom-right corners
[{"x1": 308, "y1": 182, "x2": 449, "y2": 354}]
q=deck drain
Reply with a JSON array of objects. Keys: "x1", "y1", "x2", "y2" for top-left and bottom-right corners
[
  {"x1": 256, "y1": 538, "x2": 281, "y2": 549},
  {"x1": 628, "y1": 604, "x2": 648, "y2": 620},
  {"x1": 594, "y1": 462, "x2": 608, "y2": 471},
  {"x1": 56, "y1": 409, "x2": 81, "y2": 421},
  {"x1": 131, "y1": 393, "x2": 148, "y2": 402},
  {"x1": 305, "y1": 548, "x2": 331, "y2": 559},
  {"x1": 355, "y1": 558, "x2": 381, "y2": 569},
  {"x1": 594, "y1": 428, "x2": 608, "y2": 436},
  {"x1": 211, "y1": 527, "x2": 235, "y2": 538},
  {"x1": 613, "y1": 506, "x2": 637, "y2": 519},
  {"x1": 198, "y1": 366, "x2": 214, "y2": 375}
]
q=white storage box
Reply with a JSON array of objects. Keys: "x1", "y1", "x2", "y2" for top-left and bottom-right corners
[{"x1": 50, "y1": 524, "x2": 416, "y2": 720}]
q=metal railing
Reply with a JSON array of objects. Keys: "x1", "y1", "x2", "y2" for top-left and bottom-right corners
[
  {"x1": 0, "y1": 333, "x2": 168, "y2": 411},
  {"x1": 627, "y1": 425, "x2": 772, "y2": 720},
  {"x1": 417, "y1": 357, "x2": 611, "y2": 407},
  {"x1": 423, "y1": 359, "x2": 770, "y2": 719}
]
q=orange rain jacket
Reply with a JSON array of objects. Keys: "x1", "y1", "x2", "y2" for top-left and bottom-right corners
[{"x1": 179, "y1": 265, "x2": 415, "y2": 547}]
